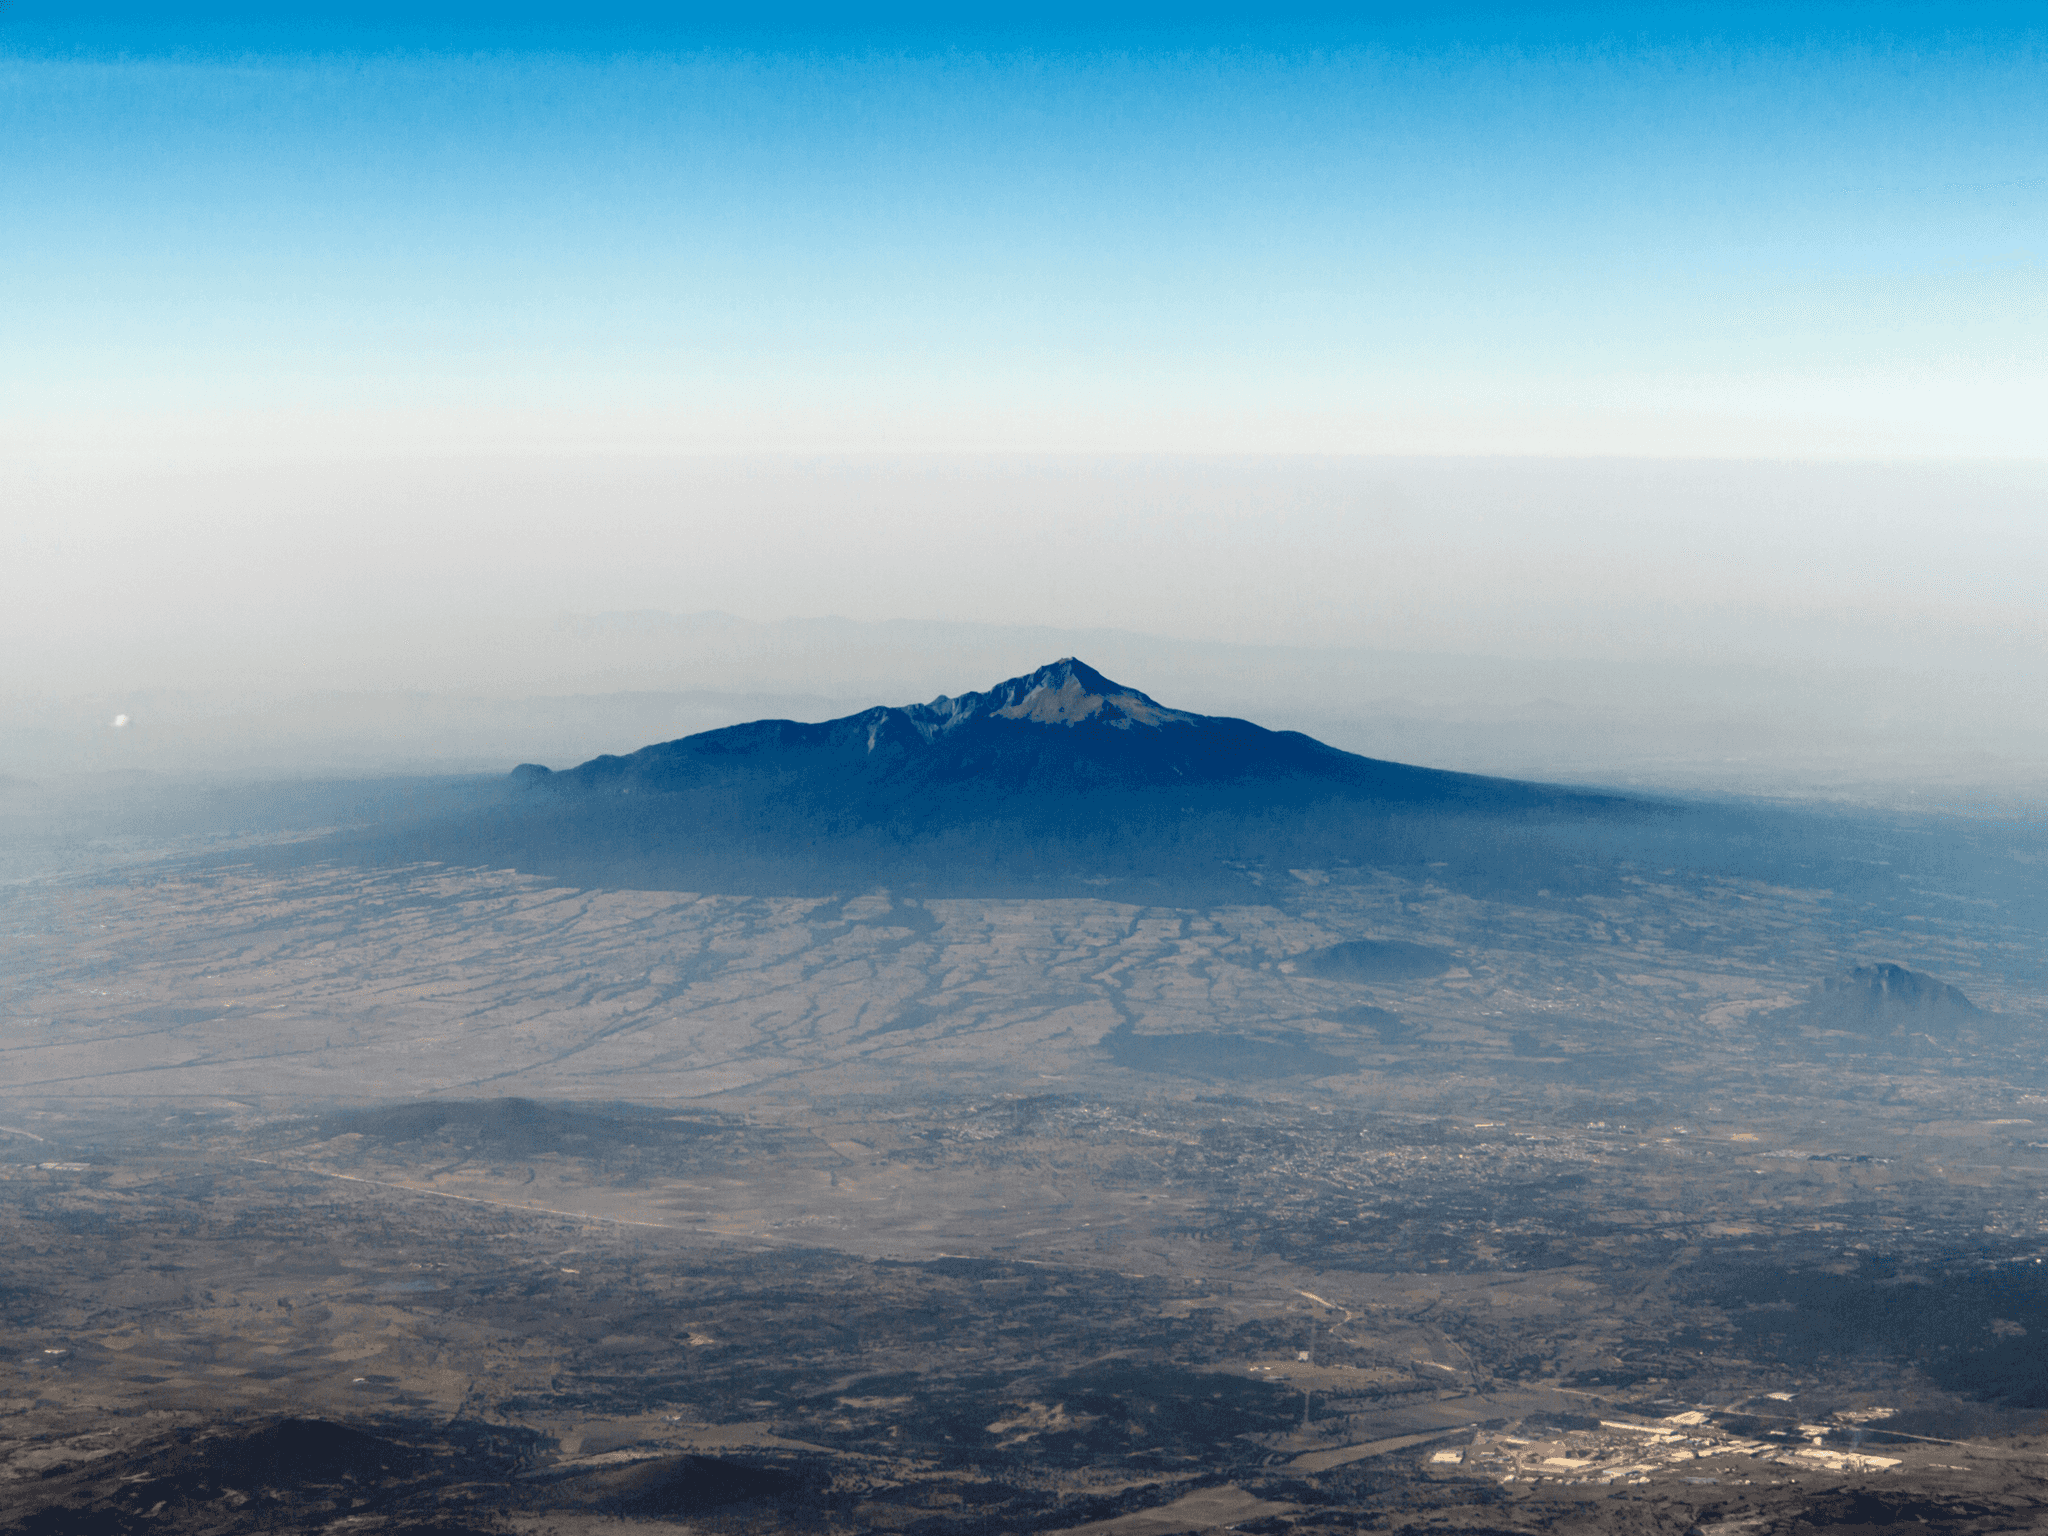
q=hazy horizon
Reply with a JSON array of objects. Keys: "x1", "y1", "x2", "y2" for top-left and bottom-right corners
[
  {"x1": 7, "y1": 609, "x2": 2046, "y2": 805},
  {"x1": 8, "y1": 453, "x2": 2046, "y2": 799}
]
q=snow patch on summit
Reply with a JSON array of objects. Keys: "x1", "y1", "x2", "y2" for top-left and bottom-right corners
[
  {"x1": 995, "y1": 673, "x2": 1195, "y2": 729},
  {"x1": 905, "y1": 658, "x2": 1198, "y2": 737}
]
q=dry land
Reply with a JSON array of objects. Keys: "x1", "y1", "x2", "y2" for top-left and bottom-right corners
[{"x1": 3, "y1": 811, "x2": 2047, "y2": 1534}]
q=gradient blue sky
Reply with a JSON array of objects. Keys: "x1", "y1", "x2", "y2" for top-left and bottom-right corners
[{"x1": 6, "y1": 2, "x2": 2042, "y2": 458}]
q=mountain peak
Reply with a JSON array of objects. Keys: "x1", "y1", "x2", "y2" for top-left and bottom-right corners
[{"x1": 909, "y1": 658, "x2": 1197, "y2": 736}]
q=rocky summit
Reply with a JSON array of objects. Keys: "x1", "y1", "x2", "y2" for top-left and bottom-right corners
[{"x1": 898, "y1": 656, "x2": 1201, "y2": 733}]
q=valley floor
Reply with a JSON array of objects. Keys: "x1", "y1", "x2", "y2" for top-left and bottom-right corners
[{"x1": 4, "y1": 821, "x2": 2047, "y2": 1533}]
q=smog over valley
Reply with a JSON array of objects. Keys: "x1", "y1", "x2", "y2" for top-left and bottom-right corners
[{"x1": 6, "y1": 2, "x2": 2047, "y2": 1534}]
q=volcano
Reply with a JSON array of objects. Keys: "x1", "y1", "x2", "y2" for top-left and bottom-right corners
[
  {"x1": 404, "y1": 660, "x2": 1637, "y2": 898},
  {"x1": 511, "y1": 658, "x2": 1594, "y2": 810}
]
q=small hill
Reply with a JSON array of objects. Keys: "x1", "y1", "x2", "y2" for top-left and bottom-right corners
[
  {"x1": 1790, "y1": 963, "x2": 1985, "y2": 1054},
  {"x1": 1291, "y1": 938, "x2": 1455, "y2": 981},
  {"x1": 1811, "y1": 962, "x2": 1980, "y2": 1032},
  {"x1": 284, "y1": 1097, "x2": 770, "y2": 1175}
]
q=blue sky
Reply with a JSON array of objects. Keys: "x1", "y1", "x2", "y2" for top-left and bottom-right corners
[
  {"x1": 3, "y1": 3, "x2": 2046, "y2": 739},
  {"x1": 4, "y1": 2, "x2": 2040, "y2": 458}
]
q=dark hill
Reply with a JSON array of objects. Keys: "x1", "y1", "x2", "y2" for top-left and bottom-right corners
[
  {"x1": 334, "y1": 660, "x2": 1650, "y2": 900},
  {"x1": 561, "y1": 1453, "x2": 815, "y2": 1517},
  {"x1": 199, "y1": 1419, "x2": 421, "y2": 1488}
]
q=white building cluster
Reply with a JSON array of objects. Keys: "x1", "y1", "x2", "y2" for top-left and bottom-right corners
[{"x1": 1427, "y1": 1407, "x2": 1902, "y2": 1486}]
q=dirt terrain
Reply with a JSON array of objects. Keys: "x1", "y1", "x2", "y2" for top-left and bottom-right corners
[
  {"x1": 4, "y1": 798, "x2": 2048, "y2": 1533},
  {"x1": 5, "y1": 839, "x2": 2038, "y2": 1104},
  {"x1": 7, "y1": 1089, "x2": 2048, "y2": 1534}
]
